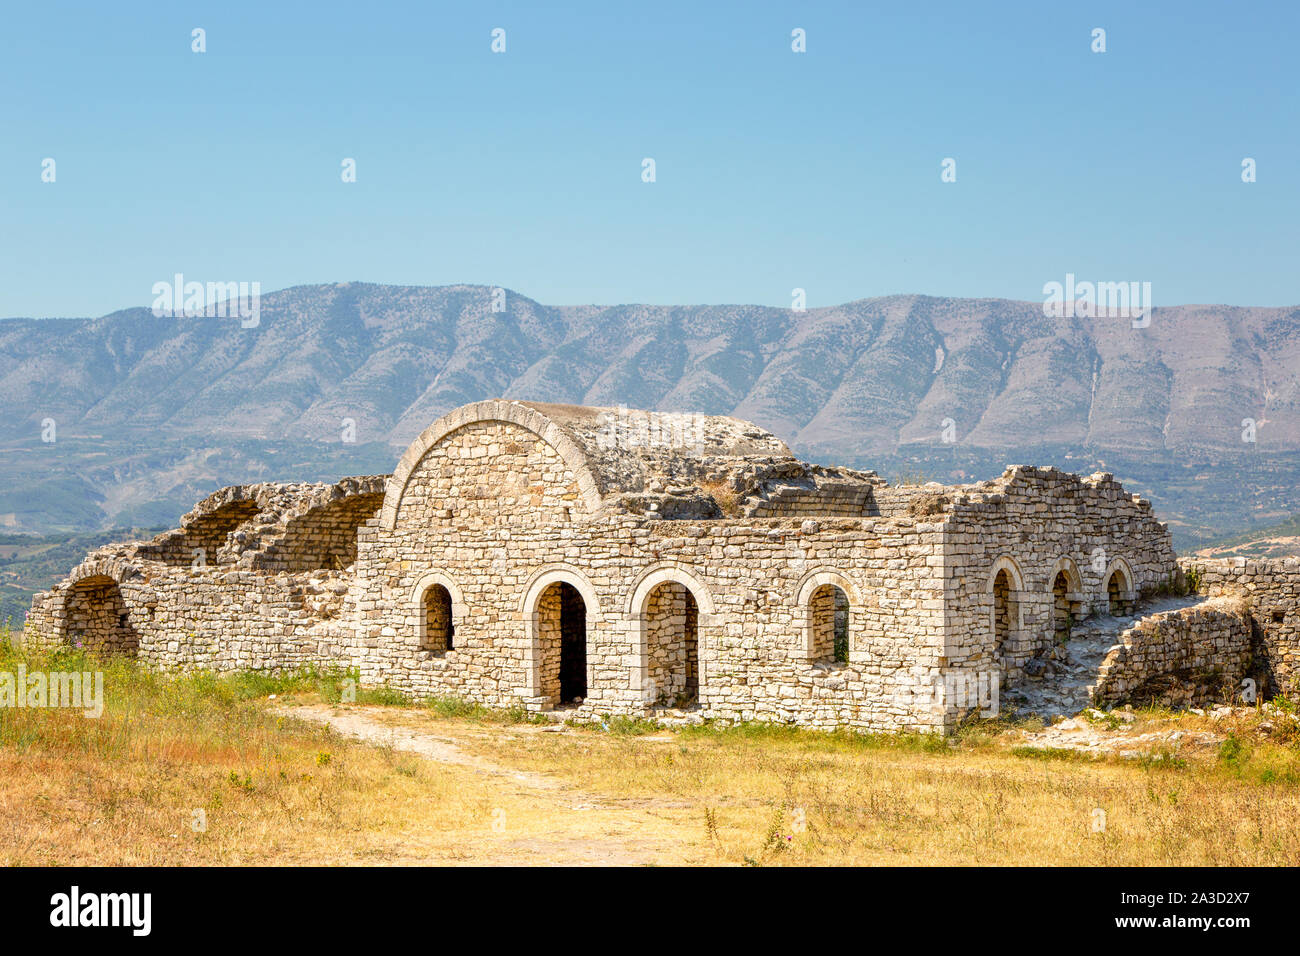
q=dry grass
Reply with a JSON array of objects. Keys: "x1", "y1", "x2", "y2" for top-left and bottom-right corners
[
  {"x1": 4, "y1": 633, "x2": 1300, "y2": 865},
  {"x1": 350, "y1": 706, "x2": 1300, "y2": 866},
  {"x1": 697, "y1": 480, "x2": 742, "y2": 517},
  {"x1": 0, "y1": 641, "x2": 577, "y2": 865}
]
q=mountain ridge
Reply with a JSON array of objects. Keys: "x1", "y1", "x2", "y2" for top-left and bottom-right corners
[{"x1": 1, "y1": 282, "x2": 1297, "y2": 543}]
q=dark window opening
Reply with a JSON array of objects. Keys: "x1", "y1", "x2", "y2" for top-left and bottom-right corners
[
  {"x1": 421, "y1": 584, "x2": 454, "y2": 654},
  {"x1": 1052, "y1": 571, "x2": 1072, "y2": 642},
  {"x1": 558, "y1": 583, "x2": 587, "y2": 703}
]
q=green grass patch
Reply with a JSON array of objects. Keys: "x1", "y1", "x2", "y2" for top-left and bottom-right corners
[
  {"x1": 675, "y1": 720, "x2": 953, "y2": 755},
  {"x1": 1009, "y1": 745, "x2": 1094, "y2": 762}
]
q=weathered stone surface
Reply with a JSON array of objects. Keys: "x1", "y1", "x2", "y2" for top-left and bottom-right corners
[
  {"x1": 26, "y1": 398, "x2": 1245, "y2": 734},
  {"x1": 1092, "y1": 598, "x2": 1252, "y2": 707},
  {"x1": 1183, "y1": 557, "x2": 1300, "y2": 700}
]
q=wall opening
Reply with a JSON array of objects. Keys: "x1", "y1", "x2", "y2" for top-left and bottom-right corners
[
  {"x1": 1052, "y1": 571, "x2": 1072, "y2": 642},
  {"x1": 1106, "y1": 567, "x2": 1133, "y2": 616},
  {"x1": 420, "y1": 583, "x2": 454, "y2": 654},
  {"x1": 992, "y1": 568, "x2": 1017, "y2": 662},
  {"x1": 537, "y1": 582, "x2": 587, "y2": 706},
  {"x1": 264, "y1": 493, "x2": 385, "y2": 572},
  {"x1": 643, "y1": 581, "x2": 700, "y2": 706},
  {"x1": 139, "y1": 500, "x2": 260, "y2": 566},
  {"x1": 64, "y1": 576, "x2": 139, "y2": 656},
  {"x1": 810, "y1": 583, "x2": 850, "y2": 665}
]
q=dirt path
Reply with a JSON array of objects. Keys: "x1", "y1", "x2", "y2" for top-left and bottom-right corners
[{"x1": 275, "y1": 703, "x2": 703, "y2": 866}]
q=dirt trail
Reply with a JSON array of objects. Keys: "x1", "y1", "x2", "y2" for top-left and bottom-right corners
[{"x1": 275, "y1": 703, "x2": 701, "y2": 866}]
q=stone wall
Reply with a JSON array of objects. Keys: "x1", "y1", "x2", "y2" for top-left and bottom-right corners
[
  {"x1": 1184, "y1": 557, "x2": 1300, "y2": 701},
  {"x1": 26, "y1": 558, "x2": 355, "y2": 673},
  {"x1": 940, "y1": 466, "x2": 1178, "y2": 699},
  {"x1": 356, "y1": 435, "x2": 951, "y2": 731},
  {"x1": 23, "y1": 400, "x2": 1211, "y2": 735},
  {"x1": 1091, "y1": 598, "x2": 1252, "y2": 707}
]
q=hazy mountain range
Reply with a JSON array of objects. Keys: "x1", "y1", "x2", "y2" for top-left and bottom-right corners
[{"x1": 1, "y1": 283, "x2": 1297, "y2": 547}]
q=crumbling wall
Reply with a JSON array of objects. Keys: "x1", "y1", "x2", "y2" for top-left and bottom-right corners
[
  {"x1": 1185, "y1": 557, "x2": 1300, "y2": 701},
  {"x1": 1091, "y1": 598, "x2": 1252, "y2": 707},
  {"x1": 243, "y1": 492, "x2": 385, "y2": 571},
  {"x1": 138, "y1": 499, "x2": 261, "y2": 566},
  {"x1": 26, "y1": 561, "x2": 354, "y2": 672},
  {"x1": 134, "y1": 478, "x2": 387, "y2": 570},
  {"x1": 26, "y1": 399, "x2": 1215, "y2": 735},
  {"x1": 939, "y1": 466, "x2": 1178, "y2": 696}
]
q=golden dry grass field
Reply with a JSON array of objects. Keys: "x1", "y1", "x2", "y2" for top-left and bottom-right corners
[{"x1": 2, "y1": 635, "x2": 1300, "y2": 866}]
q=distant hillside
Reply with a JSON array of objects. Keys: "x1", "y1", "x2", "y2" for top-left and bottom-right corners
[
  {"x1": 0, "y1": 528, "x2": 166, "y2": 626},
  {"x1": 1193, "y1": 514, "x2": 1300, "y2": 560},
  {"x1": 2, "y1": 283, "x2": 1298, "y2": 547}
]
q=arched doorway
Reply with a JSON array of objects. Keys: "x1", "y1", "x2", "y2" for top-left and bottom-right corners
[
  {"x1": 537, "y1": 581, "x2": 588, "y2": 706},
  {"x1": 992, "y1": 568, "x2": 1016, "y2": 661},
  {"x1": 64, "y1": 576, "x2": 139, "y2": 655},
  {"x1": 809, "y1": 583, "x2": 851, "y2": 664},
  {"x1": 1105, "y1": 566, "x2": 1133, "y2": 616},
  {"x1": 643, "y1": 581, "x2": 699, "y2": 706},
  {"x1": 1051, "y1": 571, "x2": 1072, "y2": 641}
]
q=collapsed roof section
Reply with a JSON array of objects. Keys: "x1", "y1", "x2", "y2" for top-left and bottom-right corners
[{"x1": 136, "y1": 475, "x2": 389, "y2": 570}]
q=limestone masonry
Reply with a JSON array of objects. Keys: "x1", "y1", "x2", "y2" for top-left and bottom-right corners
[{"x1": 23, "y1": 400, "x2": 1299, "y2": 731}]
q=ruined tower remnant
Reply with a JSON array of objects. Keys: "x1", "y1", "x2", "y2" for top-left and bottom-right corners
[{"x1": 27, "y1": 399, "x2": 1208, "y2": 732}]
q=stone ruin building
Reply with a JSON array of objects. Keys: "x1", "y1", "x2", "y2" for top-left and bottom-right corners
[{"x1": 23, "y1": 399, "x2": 1300, "y2": 733}]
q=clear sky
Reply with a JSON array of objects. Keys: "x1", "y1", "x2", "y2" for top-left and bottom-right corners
[{"x1": 1, "y1": 0, "x2": 1296, "y2": 317}]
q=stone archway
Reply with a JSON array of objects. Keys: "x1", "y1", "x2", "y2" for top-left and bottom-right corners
[
  {"x1": 1048, "y1": 557, "x2": 1084, "y2": 642},
  {"x1": 641, "y1": 581, "x2": 699, "y2": 706},
  {"x1": 794, "y1": 568, "x2": 860, "y2": 665},
  {"x1": 628, "y1": 565, "x2": 715, "y2": 708},
  {"x1": 987, "y1": 557, "x2": 1024, "y2": 665},
  {"x1": 63, "y1": 575, "x2": 139, "y2": 656},
  {"x1": 1105, "y1": 563, "x2": 1135, "y2": 616},
  {"x1": 538, "y1": 582, "x2": 588, "y2": 705},
  {"x1": 1051, "y1": 570, "x2": 1072, "y2": 640},
  {"x1": 522, "y1": 566, "x2": 601, "y2": 709},
  {"x1": 993, "y1": 569, "x2": 1015, "y2": 658}
]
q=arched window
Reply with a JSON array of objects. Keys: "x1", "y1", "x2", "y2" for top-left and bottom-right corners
[
  {"x1": 809, "y1": 583, "x2": 850, "y2": 665},
  {"x1": 420, "y1": 583, "x2": 454, "y2": 654}
]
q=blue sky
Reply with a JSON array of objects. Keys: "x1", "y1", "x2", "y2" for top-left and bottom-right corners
[{"x1": 1, "y1": 0, "x2": 1296, "y2": 317}]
